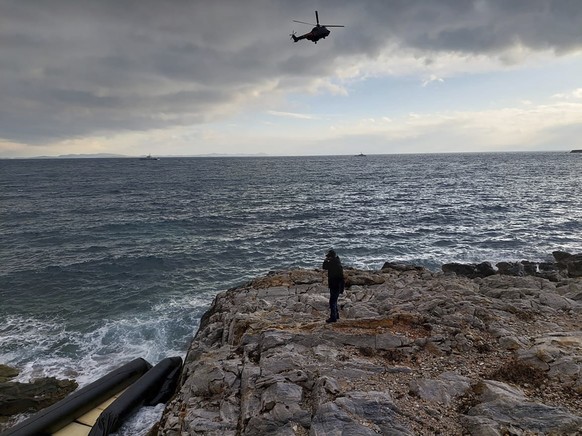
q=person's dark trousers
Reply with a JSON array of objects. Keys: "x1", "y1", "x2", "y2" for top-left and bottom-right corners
[{"x1": 328, "y1": 288, "x2": 340, "y2": 322}]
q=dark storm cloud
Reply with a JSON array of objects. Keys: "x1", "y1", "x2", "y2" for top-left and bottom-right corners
[{"x1": 1, "y1": 0, "x2": 581, "y2": 144}]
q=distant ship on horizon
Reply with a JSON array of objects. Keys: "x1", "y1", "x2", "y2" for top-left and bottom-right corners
[
  {"x1": 140, "y1": 154, "x2": 159, "y2": 160},
  {"x1": 355, "y1": 152, "x2": 366, "y2": 157},
  {"x1": 570, "y1": 149, "x2": 582, "y2": 153}
]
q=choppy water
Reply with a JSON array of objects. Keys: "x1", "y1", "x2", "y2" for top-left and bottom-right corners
[{"x1": 1, "y1": 152, "x2": 581, "y2": 430}]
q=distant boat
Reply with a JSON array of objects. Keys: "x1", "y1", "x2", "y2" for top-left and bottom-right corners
[
  {"x1": 355, "y1": 153, "x2": 366, "y2": 157},
  {"x1": 570, "y1": 149, "x2": 582, "y2": 153},
  {"x1": 140, "y1": 154, "x2": 159, "y2": 160}
]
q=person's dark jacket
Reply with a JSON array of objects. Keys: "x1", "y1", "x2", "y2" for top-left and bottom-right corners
[{"x1": 323, "y1": 255, "x2": 344, "y2": 292}]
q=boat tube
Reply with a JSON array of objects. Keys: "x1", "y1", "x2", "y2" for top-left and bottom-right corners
[
  {"x1": 88, "y1": 356, "x2": 182, "y2": 436},
  {"x1": 2, "y1": 358, "x2": 152, "y2": 436}
]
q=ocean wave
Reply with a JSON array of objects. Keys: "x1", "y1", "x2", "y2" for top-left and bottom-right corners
[{"x1": 0, "y1": 292, "x2": 210, "y2": 386}]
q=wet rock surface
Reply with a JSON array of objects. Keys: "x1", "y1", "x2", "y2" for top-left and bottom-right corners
[
  {"x1": 157, "y1": 259, "x2": 582, "y2": 435},
  {"x1": 0, "y1": 365, "x2": 78, "y2": 431}
]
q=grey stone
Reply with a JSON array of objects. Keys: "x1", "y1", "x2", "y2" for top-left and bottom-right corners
[
  {"x1": 260, "y1": 382, "x2": 302, "y2": 413},
  {"x1": 467, "y1": 399, "x2": 582, "y2": 434},
  {"x1": 496, "y1": 262, "x2": 525, "y2": 276},
  {"x1": 335, "y1": 391, "x2": 412, "y2": 435},
  {"x1": 515, "y1": 350, "x2": 551, "y2": 371},
  {"x1": 321, "y1": 332, "x2": 377, "y2": 349},
  {"x1": 475, "y1": 380, "x2": 527, "y2": 403},
  {"x1": 498, "y1": 336, "x2": 527, "y2": 351},
  {"x1": 260, "y1": 354, "x2": 304, "y2": 374},
  {"x1": 260, "y1": 330, "x2": 294, "y2": 352},
  {"x1": 548, "y1": 357, "x2": 581, "y2": 382},
  {"x1": 553, "y1": 251, "x2": 582, "y2": 277},
  {"x1": 343, "y1": 303, "x2": 380, "y2": 319},
  {"x1": 185, "y1": 362, "x2": 230, "y2": 396},
  {"x1": 442, "y1": 262, "x2": 495, "y2": 278},
  {"x1": 182, "y1": 409, "x2": 236, "y2": 435},
  {"x1": 312, "y1": 376, "x2": 341, "y2": 408},
  {"x1": 409, "y1": 372, "x2": 471, "y2": 405},
  {"x1": 538, "y1": 292, "x2": 573, "y2": 310},
  {"x1": 346, "y1": 271, "x2": 386, "y2": 286},
  {"x1": 375, "y1": 333, "x2": 403, "y2": 350},
  {"x1": 257, "y1": 286, "x2": 295, "y2": 299},
  {"x1": 310, "y1": 401, "x2": 378, "y2": 436},
  {"x1": 461, "y1": 415, "x2": 503, "y2": 436},
  {"x1": 381, "y1": 262, "x2": 426, "y2": 272}
]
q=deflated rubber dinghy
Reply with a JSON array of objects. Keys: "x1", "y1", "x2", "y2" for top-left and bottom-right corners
[
  {"x1": 2, "y1": 356, "x2": 182, "y2": 436},
  {"x1": 88, "y1": 356, "x2": 182, "y2": 436}
]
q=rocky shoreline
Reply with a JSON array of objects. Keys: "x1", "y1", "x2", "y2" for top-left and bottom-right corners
[
  {"x1": 1, "y1": 252, "x2": 580, "y2": 435},
  {"x1": 0, "y1": 365, "x2": 77, "y2": 431},
  {"x1": 155, "y1": 252, "x2": 582, "y2": 435}
]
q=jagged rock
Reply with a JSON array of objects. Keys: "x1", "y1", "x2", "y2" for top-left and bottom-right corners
[
  {"x1": 567, "y1": 258, "x2": 582, "y2": 277},
  {"x1": 409, "y1": 371, "x2": 471, "y2": 404},
  {"x1": 553, "y1": 251, "x2": 582, "y2": 277},
  {"x1": 520, "y1": 260, "x2": 538, "y2": 275},
  {"x1": 0, "y1": 365, "x2": 19, "y2": 383},
  {"x1": 0, "y1": 377, "x2": 78, "y2": 416},
  {"x1": 155, "y1": 265, "x2": 582, "y2": 436},
  {"x1": 381, "y1": 262, "x2": 425, "y2": 272},
  {"x1": 464, "y1": 379, "x2": 582, "y2": 434},
  {"x1": 474, "y1": 380, "x2": 527, "y2": 402},
  {"x1": 553, "y1": 250, "x2": 573, "y2": 265},
  {"x1": 537, "y1": 261, "x2": 561, "y2": 281},
  {"x1": 312, "y1": 392, "x2": 412, "y2": 436},
  {"x1": 442, "y1": 262, "x2": 495, "y2": 278},
  {"x1": 466, "y1": 398, "x2": 582, "y2": 434},
  {"x1": 498, "y1": 335, "x2": 528, "y2": 351},
  {"x1": 496, "y1": 261, "x2": 525, "y2": 276},
  {"x1": 345, "y1": 270, "x2": 385, "y2": 286},
  {"x1": 525, "y1": 332, "x2": 582, "y2": 385},
  {"x1": 538, "y1": 291, "x2": 574, "y2": 310}
]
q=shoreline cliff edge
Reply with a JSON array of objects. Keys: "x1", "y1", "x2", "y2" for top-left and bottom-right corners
[{"x1": 154, "y1": 253, "x2": 582, "y2": 435}]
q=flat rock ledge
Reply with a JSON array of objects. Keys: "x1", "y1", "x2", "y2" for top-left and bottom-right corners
[{"x1": 156, "y1": 265, "x2": 582, "y2": 435}]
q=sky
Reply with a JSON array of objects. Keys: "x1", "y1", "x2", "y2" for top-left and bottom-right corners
[{"x1": 1, "y1": 0, "x2": 582, "y2": 158}]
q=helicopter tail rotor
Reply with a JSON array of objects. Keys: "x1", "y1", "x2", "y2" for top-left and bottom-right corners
[{"x1": 289, "y1": 31, "x2": 298, "y2": 42}]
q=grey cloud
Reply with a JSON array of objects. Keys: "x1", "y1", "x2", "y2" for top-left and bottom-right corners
[{"x1": 1, "y1": 0, "x2": 581, "y2": 144}]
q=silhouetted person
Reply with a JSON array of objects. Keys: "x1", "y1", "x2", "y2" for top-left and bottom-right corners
[{"x1": 322, "y1": 249, "x2": 344, "y2": 323}]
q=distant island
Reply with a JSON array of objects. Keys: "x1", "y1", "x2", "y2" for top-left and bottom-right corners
[
  {"x1": 29, "y1": 153, "x2": 127, "y2": 159},
  {"x1": 1, "y1": 153, "x2": 274, "y2": 160},
  {"x1": 21, "y1": 153, "x2": 270, "y2": 159},
  {"x1": 571, "y1": 149, "x2": 582, "y2": 153}
]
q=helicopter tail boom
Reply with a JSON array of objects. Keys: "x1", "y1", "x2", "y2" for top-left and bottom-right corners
[{"x1": 289, "y1": 31, "x2": 302, "y2": 42}]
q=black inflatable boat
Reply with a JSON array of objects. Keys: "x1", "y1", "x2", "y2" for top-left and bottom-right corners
[{"x1": 2, "y1": 356, "x2": 182, "y2": 436}]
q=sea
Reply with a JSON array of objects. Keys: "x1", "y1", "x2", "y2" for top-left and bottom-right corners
[{"x1": 1, "y1": 152, "x2": 581, "y2": 433}]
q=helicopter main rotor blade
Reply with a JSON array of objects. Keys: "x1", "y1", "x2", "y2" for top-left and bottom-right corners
[
  {"x1": 315, "y1": 11, "x2": 320, "y2": 25},
  {"x1": 293, "y1": 20, "x2": 315, "y2": 25},
  {"x1": 322, "y1": 25, "x2": 345, "y2": 27}
]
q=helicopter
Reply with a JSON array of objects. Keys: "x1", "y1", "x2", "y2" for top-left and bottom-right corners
[{"x1": 290, "y1": 10, "x2": 344, "y2": 44}]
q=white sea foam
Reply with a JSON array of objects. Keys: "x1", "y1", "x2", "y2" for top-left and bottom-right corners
[
  {"x1": 112, "y1": 404, "x2": 165, "y2": 436},
  {"x1": 0, "y1": 292, "x2": 209, "y2": 386}
]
